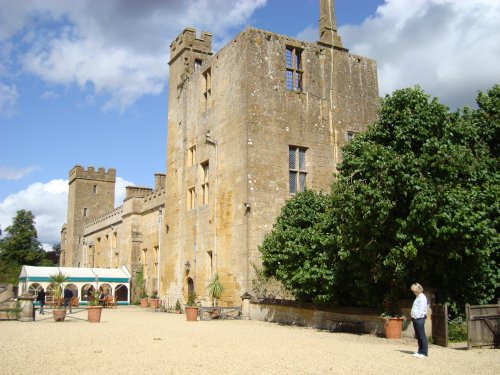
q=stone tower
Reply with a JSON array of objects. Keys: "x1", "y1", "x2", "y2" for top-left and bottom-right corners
[
  {"x1": 162, "y1": 0, "x2": 379, "y2": 305},
  {"x1": 61, "y1": 165, "x2": 116, "y2": 266},
  {"x1": 319, "y1": 0, "x2": 343, "y2": 48}
]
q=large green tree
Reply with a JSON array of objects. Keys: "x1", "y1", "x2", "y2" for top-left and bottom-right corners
[
  {"x1": 0, "y1": 210, "x2": 46, "y2": 283},
  {"x1": 260, "y1": 190, "x2": 334, "y2": 304},
  {"x1": 334, "y1": 86, "x2": 499, "y2": 311},
  {"x1": 260, "y1": 85, "x2": 499, "y2": 314},
  {"x1": 45, "y1": 243, "x2": 61, "y2": 265}
]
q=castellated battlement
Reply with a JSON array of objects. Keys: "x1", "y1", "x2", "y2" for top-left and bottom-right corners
[
  {"x1": 69, "y1": 165, "x2": 116, "y2": 183},
  {"x1": 124, "y1": 186, "x2": 153, "y2": 201},
  {"x1": 169, "y1": 28, "x2": 212, "y2": 64},
  {"x1": 84, "y1": 206, "x2": 124, "y2": 232}
]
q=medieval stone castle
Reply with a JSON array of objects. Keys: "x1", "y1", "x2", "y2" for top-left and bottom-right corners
[{"x1": 60, "y1": 0, "x2": 379, "y2": 306}]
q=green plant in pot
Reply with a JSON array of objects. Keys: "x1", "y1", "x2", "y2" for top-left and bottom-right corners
[
  {"x1": 89, "y1": 289, "x2": 100, "y2": 306},
  {"x1": 185, "y1": 292, "x2": 198, "y2": 321},
  {"x1": 49, "y1": 271, "x2": 69, "y2": 322},
  {"x1": 207, "y1": 273, "x2": 225, "y2": 307},
  {"x1": 87, "y1": 288, "x2": 103, "y2": 323},
  {"x1": 149, "y1": 290, "x2": 159, "y2": 309},
  {"x1": 140, "y1": 289, "x2": 149, "y2": 308},
  {"x1": 380, "y1": 292, "x2": 406, "y2": 339}
]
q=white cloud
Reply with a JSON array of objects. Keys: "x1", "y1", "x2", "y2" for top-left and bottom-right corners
[
  {"x1": 41, "y1": 90, "x2": 59, "y2": 99},
  {"x1": 0, "y1": 176, "x2": 135, "y2": 249},
  {"x1": 0, "y1": 180, "x2": 68, "y2": 247},
  {"x1": 0, "y1": 0, "x2": 267, "y2": 112},
  {"x1": 115, "y1": 177, "x2": 134, "y2": 207},
  {"x1": 296, "y1": 25, "x2": 317, "y2": 43},
  {"x1": 338, "y1": 0, "x2": 500, "y2": 109},
  {"x1": 0, "y1": 83, "x2": 18, "y2": 117},
  {"x1": 0, "y1": 165, "x2": 39, "y2": 180}
]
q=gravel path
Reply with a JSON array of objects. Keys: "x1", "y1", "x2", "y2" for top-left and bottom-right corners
[{"x1": 1, "y1": 306, "x2": 498, "y2": 375}]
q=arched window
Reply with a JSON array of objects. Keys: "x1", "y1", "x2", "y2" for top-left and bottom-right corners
[
  {"x1": 28, "y1": 283, "x2": 42, "y2": 297},
  {"x1": 99, "y1": 283, "x2": 112, "y2": 296},
  {"x1": 115, "y1": 284, "x2": 128, "y2": 302}
]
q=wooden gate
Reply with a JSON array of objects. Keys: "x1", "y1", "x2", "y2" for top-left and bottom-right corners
[
  {"x1": 431, "y1": 303, "x2": 448, "y2": 347},
  {"x1": 466, "y1": 302, "x2": 500, "y2": 349}
]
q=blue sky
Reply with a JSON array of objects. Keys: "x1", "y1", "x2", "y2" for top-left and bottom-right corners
[{"x1": 0, "y1": 0, "x2": 499, "y2": 248}]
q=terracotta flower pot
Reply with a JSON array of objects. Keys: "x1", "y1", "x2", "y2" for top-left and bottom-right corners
[
  {"x1": 185, "y1": 306, "x2": 199, "y2": 321},
  {"x1": 87, "y1": 306, "x2": 103, "y2": 323},
  {"x1": 140, "y1": 298, "x2": 149, "y2": 308},
  {"x1": 53, "y1": 309, "x2": 66, "y2": 322},
  {"x1": 383, "y1": 317, "x2": 404, "y2": 339},
  {"x1": 149, "y1": 299, "x2": 159, "y2": 309}
]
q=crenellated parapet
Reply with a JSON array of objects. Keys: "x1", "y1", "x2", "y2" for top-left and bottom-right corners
[
  {"x1": 69, "y1": 165, "x2": 116, "y2": 183},
  {"x1": 169, "y1": 28, "x2": 213, "y2": 65},
  {"x1": 124, "y1": 186, "x2": 153, "y2": 201},
  {"x1": 84, "y1": 206, "x2": 124, "y2": 233},
  {"x1": 143, "y1": 186, "x2": 166, "y2": 212}
]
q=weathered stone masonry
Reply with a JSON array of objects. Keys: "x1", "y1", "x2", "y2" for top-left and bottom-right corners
[{"x1": 61, "y1": 0, "x2": 379, "y2": 306}]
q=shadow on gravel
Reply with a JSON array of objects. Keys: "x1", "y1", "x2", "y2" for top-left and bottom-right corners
[{"x1": 398, "y1": 350, "x2": 415, "y2": 355}]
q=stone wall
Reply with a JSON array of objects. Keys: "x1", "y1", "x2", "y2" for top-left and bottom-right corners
[
  {"x1": 247, "y1": 299, "x2": 432, "y2": 338},
  {"x1": 163, "y1": 22, "x2": 378, "y2": 306}
]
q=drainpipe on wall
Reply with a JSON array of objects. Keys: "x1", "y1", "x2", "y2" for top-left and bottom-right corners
[
  {"x1": 109, "y1": 226, "x2": 114, "y2": 269},
  {"x1": 81, "y1": 238, "x2": 85, "y2": 268},
  {"x1": 205, "y1": 131, "x2": 218, "y2": 273},
  {"x1": 157, "y1": 208, "x2": 162, "y2": 294}
]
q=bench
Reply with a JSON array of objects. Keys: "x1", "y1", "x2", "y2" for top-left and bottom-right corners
[
  {"x1": 326, "y1": 319, "x2": 365, "y2": 334},
  {"x1": 198, "y1": 306, "x2": 242, "y2": 320}
]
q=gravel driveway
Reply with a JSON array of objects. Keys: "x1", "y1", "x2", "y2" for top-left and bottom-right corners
[{"x1": 1, "y1": 306, "x2": 498, "y2": 374}]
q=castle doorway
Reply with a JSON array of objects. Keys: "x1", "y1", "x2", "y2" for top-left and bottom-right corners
[{"x1": 187, "y1": 277, "x2": 194, "y2": 295}]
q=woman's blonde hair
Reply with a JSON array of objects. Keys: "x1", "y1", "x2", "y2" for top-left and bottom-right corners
[{"x1": 411, "y1": 283, "x2": 423, "y2": 293}]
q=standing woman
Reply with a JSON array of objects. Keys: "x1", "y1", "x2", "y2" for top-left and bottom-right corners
[
  {"x1": 410, "y1": 283, "x2": 428, "y2": 358},
  {"x1": 37, "y1": 287, "x2": 46, "y2": 315}
]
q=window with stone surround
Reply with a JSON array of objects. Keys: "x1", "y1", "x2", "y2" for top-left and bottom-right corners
[
  {"x1": 83, "y1": 207, "x2": 88, "y2": 217},
  {"x1": 286, "y1": 46, "x2": 303, "y2": 91},
  {"x1": 207, "y1": 251, "x2": 213, "y2": 274},
  {"x1": 200, "y1": 160, "x2": 209, "y2": 206},
  {"x1": 189, "y1": 145, "x2": 196, "y2": 166},
  {"x1": 203, "y1": 68, "x2": 211, "y2": 108},
  {"x1": 289, "y1": 146, "x2": 307, "y2": 193},
  {"x1": 154, "y1": 246, "x2": 159, "y2": 275},
  {"x1": 142, "y1": 248, "x2": 148, "y2": 281},
  {"x1": 187, "y1": 186, "x2": 195, "y2": 210},
  {"x1": 195, "y1": 59, "x2": 202, "y2": 71},
  {"x1": 347, "y1": 131, "x2": 358, "y2": 142}
]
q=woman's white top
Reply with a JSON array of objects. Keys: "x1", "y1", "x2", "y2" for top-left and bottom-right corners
[{"x1": 411, "y1": 292, "x2": 428, "y2": 319}]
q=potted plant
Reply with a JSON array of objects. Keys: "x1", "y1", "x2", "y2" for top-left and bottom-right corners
[
  {"x1": 140, "y1": 289, "x2": 149, "y2": 308},
  {"x1": 207, "y1": 273, "x2": 225, "y2": 307},
  {"x1": 185, "y1": 292, "x2": 198, "y2": 321},
  {"x1": 380, "y1": 294, "x2": 406, "y2": 339},
  {"x1": 49, "y1": 272, "x2": 69, "y2": 322},
  {"x1": 174, "y1": 299, "x2": 182, "y2": 314},
  {"x1": 149, "y1": 290, "x2": 159, "y2": 309},
  {"x1": 87, "y1": 288, "x2": 103, "y2": 323}
]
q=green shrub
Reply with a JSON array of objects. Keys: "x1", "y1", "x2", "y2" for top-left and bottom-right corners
[{"x1": 449, "y1": 317, "x2": 467, "y2": 342}]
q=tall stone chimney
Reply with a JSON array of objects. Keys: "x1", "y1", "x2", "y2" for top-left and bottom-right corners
[{"x1": 319, "y1": 0, "x2": 343, "y2": 49}]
